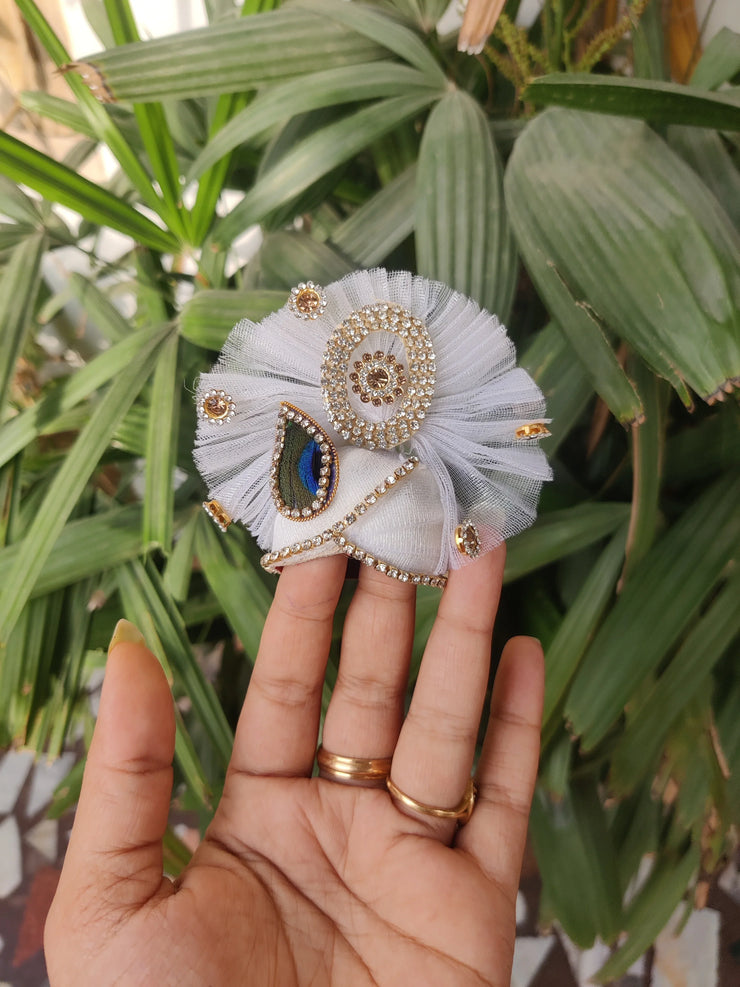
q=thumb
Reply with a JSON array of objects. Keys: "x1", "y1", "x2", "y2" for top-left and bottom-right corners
[{"x1": 55, "y1": 619, "x2": 176, "y2": 914}]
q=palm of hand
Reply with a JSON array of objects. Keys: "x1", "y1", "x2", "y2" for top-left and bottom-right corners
[
  {"x1": 68, "y1": 782, "x2": 511, "y2": 986},
  {"x1": 46, "y1": 552, "x2": 542, "y2": 987}
]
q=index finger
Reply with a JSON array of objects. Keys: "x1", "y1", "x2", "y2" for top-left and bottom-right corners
[{"x1": 228, "y1": 555, "x2": 347, "y2": 779}]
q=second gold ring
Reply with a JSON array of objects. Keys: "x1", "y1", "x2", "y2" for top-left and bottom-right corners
[{"x1": 386, "y1": 776, "x2": 477, "y2": 825}]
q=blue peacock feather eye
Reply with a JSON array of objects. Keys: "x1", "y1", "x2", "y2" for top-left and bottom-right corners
[
  {"x1": 297, "y1": 438, "x2": 322, "y2": 497},
  {"x1": 271, "y1": 404, "x2": 338, "y2": 519},
  {"x1": 279, "y1": 421, "x2": 323, "y2": 509}
]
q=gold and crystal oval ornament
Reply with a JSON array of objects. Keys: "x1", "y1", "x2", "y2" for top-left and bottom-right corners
[
  {"x1": 320, "y1": 302, "x2": 435, "y2": 449},
  {"x1": 270, "y1": 403, "x2": 339, "y2": 520}
]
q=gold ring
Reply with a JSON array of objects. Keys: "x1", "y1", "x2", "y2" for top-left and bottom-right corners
[
  {"x1": 386, "y1": 776, "x2": 477, "y2": 825},
  {"x1": 317, "y1": 746, "x2": 392, "y2": 788}
]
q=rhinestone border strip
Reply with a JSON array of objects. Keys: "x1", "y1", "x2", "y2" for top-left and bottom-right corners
[
  {"x1": 261, "y1": 457, "x2": 419, "y2": 571},
  {"x1": 321, "y1": 302, "x2": 436, "y2": 450},
  {"x1": 335, "y1": 538, "x2": 447, "y2": 588},
  {"x1": 270, "y1": 403, "x2": 339, "y2": 521}
]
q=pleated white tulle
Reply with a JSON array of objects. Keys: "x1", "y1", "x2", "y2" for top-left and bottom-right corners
[{"x1": 193, "y1": 269, "x2": 552, "y2": 574}]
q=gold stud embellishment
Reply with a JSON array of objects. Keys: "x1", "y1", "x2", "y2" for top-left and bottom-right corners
[
  {"x1": 455, "y1": 520, "x2": 480, "y2": 558},
  {"x1": 288, "y1": 281, "x2": 327, "y2": 320},
  {"x1": 320, "y1": 302, "x2": 435, "y2": 450},
  {"x1": 515, "y1": 423, "x2": 550, "y2": 440},
  {"x1": 199, "y1": 389, "x2": 236, "y2": 425},
  {"x1": 204, "y1": 500, "x2": 232, "y2": 532},
  {"x1": 349, "y1": 351, "x2": 407, "y2": 406},
  {"x1": 270, "y1": 404, "x2": 339, "y2": 521}
]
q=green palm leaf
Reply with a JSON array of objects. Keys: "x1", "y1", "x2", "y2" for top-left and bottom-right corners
[
  {"x1": 525, "y1": 74, "x2": 740, "y2": 130},
  {"x1": 0, "y1": 132, "x2": 179, "y2": 252},
  {"x1": 69, "y1": 8, "x2": 386, "y2": 101},
  {"x1": 0, "y1": 325, "x2": 173, "y2": 643},
  {"x1": 416, "y1": 90, "x2": 518, "y2": 320}
]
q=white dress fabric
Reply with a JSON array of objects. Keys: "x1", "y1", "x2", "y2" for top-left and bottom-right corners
[{"x1": 193, "y1": 268, "x2": 552, "y2": 579}]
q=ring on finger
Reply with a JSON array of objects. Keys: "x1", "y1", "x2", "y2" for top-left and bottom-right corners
[
  {"x1": 317, "y1": 745, "x2": 392, "y2": 788},
  {"x1": 386, "y1": 776, "x2": 477, "y2": 826}
]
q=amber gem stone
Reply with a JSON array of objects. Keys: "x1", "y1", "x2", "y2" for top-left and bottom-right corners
[
  {"x1": 295, "y1": 288, "x2": 321, "y2": 314},
  {"x1": 204, "y1": 395, "x2": 230, "y2": 419}
]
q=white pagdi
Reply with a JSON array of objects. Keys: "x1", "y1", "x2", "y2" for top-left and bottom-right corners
[{"x1": 194, "y1": 269, "x2": 551, "y2": 577}]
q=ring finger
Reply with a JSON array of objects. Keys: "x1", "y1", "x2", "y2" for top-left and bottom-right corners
[
  {"x1": 388, "y1": 546, "x2": 506, "y2": 835},
  {"x1": 321, "y1": 564, "x2": 417, "y2": 760}
]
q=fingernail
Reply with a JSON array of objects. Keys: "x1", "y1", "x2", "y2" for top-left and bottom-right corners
[{"x1": 108, "y1": 618, "x2": 146, "y2": 656}]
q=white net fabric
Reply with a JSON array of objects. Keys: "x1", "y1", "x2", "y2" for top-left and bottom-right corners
[{"x1": 193, "y1": 268, "x2": 552, "y2": 573}]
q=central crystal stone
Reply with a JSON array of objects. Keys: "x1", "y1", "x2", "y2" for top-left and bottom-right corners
[
  {"x1": 367, "y1": 366, "x2": 390, "y2": 389},
  {"x1": 295, "y1": 288, "x2": 320, "y2": 314}
]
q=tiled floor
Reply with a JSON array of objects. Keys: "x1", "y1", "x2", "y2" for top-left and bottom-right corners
[
  {"x1": 0, "y1": 750, "x2": 72, "y2": 986},
  {"x1": 1, "y1": 747, "x2": 739, "y2": 986},
  {"x1": 513, "y1": 846, "x2": 740, "y2": 987}
]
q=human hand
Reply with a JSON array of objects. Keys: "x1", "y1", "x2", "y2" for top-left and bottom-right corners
[{"x1": 45, "y1": 546, "x2": 543, "y2": 986}]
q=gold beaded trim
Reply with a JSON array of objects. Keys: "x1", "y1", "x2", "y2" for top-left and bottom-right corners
[
  {"x1": 321, "y1": 302, "x2": 436, "y2": 450},
  {"x1": 288, "y1": 281, "x2": 327, "y2": 320},
  {"x1": 199, "y1": 389, "x2": 236, "y2": 425},
  {"x1": 336, "y1": 538, "x2": 447, "y2": 588},
  {"x1": 270, "y1": 404, "x2": 339, "y2": 521},
  {"x1": 261, "y1": 457, "x2": 418, "y2": 571},
  {"x1": 515, "y1": 423, "x2": 550, "y2": 440},
  {"x1": 203, "y1": 499, "x2": 232, "y2": 532}
]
